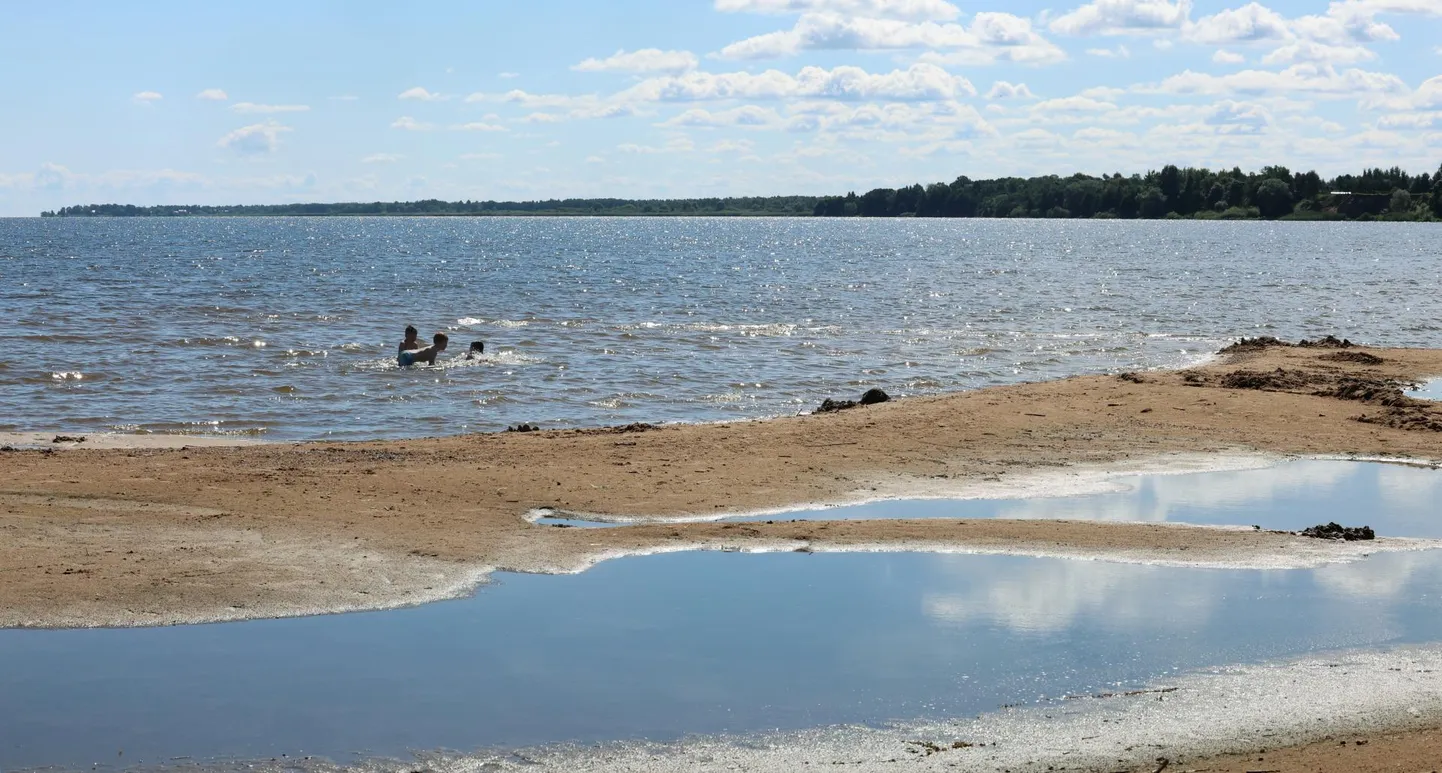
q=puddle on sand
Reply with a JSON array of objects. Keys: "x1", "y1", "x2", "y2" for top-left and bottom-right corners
[
  {"x1": 5, "y1": 460, "x2": 1442, "y2": 772},
  {"x1": 540, "y1": 460, "x2": 1442, "y2": 536},
  {"x1": 1410, "y1": 377, "x2": 1442, "y2": 401},
  {"x1": 5, "y1": 551, "x2": 1442, "y2": 771}
]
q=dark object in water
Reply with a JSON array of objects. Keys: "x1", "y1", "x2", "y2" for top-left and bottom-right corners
[
  {"x1": 1219, "y1": 335, "x2": 1354, "y2": 354},
  {"x1": 1297, "y1": 335, "x2": 1353, "y2": 349},
  {"x1": 506, "y1": 423, "x2": 540, "y2": 433},
  {"x1": 817, "y1": 388, "x2": 891, "y2": 413},
  {"x1": 1299, "y1": 522, "x2": 1375, "y2": 541},
  {"x1": 52, "y1": 435, "x2": 86, "y2": 443}
]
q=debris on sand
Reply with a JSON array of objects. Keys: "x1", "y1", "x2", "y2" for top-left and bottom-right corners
[
  {"x1": 1319, "y1": 351, "x2": 1384, "y2": 365},
  {"x1": 1297, "y1": 335, "x2": 1354, "y2": 349},
  {"x1": 816, "y1": 388, "x2": 891, "y2": 414},
  {"x1": 1299, "y1": 522, "x2": 1375, "y2": 541},
  {"x1": 51, "y1": 435, "x2": 86, "y2": 443},
  {"x1": 1325, "y1": 378, "x2": 1413, "y2": 406},
  {"x1": 1218, "y1": 368, "x2": 1321, "y2": 391},
  {"x1": 1356, "y1": 407, "x2": 1442, "y2": 432},
  {"x1": 506, "y1": 423, "x2": 541, "y2": 433},
  {"x1": 1218, "y1": 334, "x2": 1354, "y2": 355},
  {"x1": 1117, "y1": 372, "x2": 1150, "y2": 384}
]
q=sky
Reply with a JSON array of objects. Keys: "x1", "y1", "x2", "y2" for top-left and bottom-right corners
[{"x1": 2, "y1": 0, "x2": 1440, "y2": 215}]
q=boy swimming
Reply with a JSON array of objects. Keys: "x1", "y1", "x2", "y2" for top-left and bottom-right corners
[{"x1": 398, "y1": 332, "x2": 448, "y2": 366}]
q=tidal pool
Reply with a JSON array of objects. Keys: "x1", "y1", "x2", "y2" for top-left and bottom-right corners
[
  {"x1": 5, "y1": 461, "x2": 1442, "y2": 772},
  {"x1": 1411, "y1": 377, "x2": 1442, "y2": 401},
  {"x1": 541, "y1": 459, "x2": 1442, "y2": 536}
]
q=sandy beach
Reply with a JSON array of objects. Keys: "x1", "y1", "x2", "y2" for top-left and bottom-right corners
[{"x1": 6, "y1": 337, "x2": 1442, "y2": 770}]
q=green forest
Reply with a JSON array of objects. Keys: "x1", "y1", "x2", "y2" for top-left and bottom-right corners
[{"x1": 41, "y1": 164, "x2": 1442, "y2": 221}]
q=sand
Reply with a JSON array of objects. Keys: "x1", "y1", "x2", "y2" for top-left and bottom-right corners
[{"x1": 5, "y1": 338, "x2": 1442, "y2": 770}]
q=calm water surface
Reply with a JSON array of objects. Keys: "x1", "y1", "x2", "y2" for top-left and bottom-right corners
[
  {"x1": 3, "y1": 463, "x2": 1442, "y2": 771},
  {"x1": 3, "y1": 218, "x2": 1440, "y2": 440}
]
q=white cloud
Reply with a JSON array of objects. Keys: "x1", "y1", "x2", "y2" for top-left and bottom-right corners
[
  {"x1": 391, "y1": 116, "x2": 434, "y2": 131},
  {"x1": 1203, "y1": 99, "x2": 1273, "y2": 132},
  {"x1": 618, "y1": 136, "x2": 696, "y2": 154},
  {"x1": 718, "y1": 12, "x2": 1064, "y2": 64},
  {"x1": 1086, "y1": 44, "x2": 1131, "y2": 57},
  {"x1": 454, "y1": 121, "x2": 508, "y2": 131},
  {"x1": 1032, "y1": 96, "x2": 1118, "y2": 112},
  {"x1": 1377, "y1": 111, "x2": 1442, "y2": 129},
  {"x1": 217, "y1": 121, "x2": 290, "y2": 155},
  {"x1": 1212, "y1": 49, "x2": 1246, "y2": 64},
  {"x1": 195, "y1": 89, "x2": 228, "y2": 101},
  {"x1": 619, "y1": 63, "x2": 977, "y2": 102},
  {"x1": 1261, "y1": 41, "x2": 1376, "y2": 65},
  {"x1": 361, "y1": 153, "x2": 403, "y2": 163},
  {"x1": 713, "y1": 0, "x2": 961, "y2": 22},
  {"x1": 132, "y1": 91, "x2": 163, "y2": 104},
  {"x1": 661, "y1": 105, "x2": 785, "y2": 127},
  {"x1": 1152, "y1": 64, "x2": 1407, "y2": 98},
  {"x1": 709, "y1": 138, "x2": 757, "y2": 153},
  {"x1": 1186, "y1": 2, "x2": 1291, "y2": 44},
  {"x1": 986, "y1": 81, "x2": 1036, "y2": 99},
  {"x1": 1049, "y1": 0, "x2": 1192, "y2": 36},
  {"x1": 522, "y1": 112, "x2": 564, "y2": 123},
  {"x1": 498, "y1": 72, "x2": 520, "y2": 79},
  {"x1": 573, "y1": 49, "x2": 699, "y2": 75},
  {"x1": 230, "y1": 103, "x2": 310, "y2": 114},
  {"x1": 398, "y1": 87, "x2": 447, "y2": 101}
]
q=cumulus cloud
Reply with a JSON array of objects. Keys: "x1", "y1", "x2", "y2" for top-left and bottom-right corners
[
  {"x1": 1152, "y1": 64, "x2": 1407, "y2": 98},
  {"x1": 398, "y1": 87, "x2": 447, "y2": 101},
  {"x1": 391, "y1": 116, "x2": 434, "y2": 131},
  {"x1": 454, "y1": 121, "x2": 508, "y2": 131},
  {"x1": 573, "y1": 49, "x2": 699, "y2": 74},
  {"x1": 618, "y1": 63, "x2": 977, "y2": 102},
  {"x1": 1203, "y1": 99, "x2": 1273, "y2": 132},
  {"x1": 1185, "y1": 3, "x2": 1290, "y2": 45},
  {"x1": 1049, "y1": 0, "x2": 1191, "y2": 36},
  {"x1": 217, "y1": 121, "x2": 291, "y2": 155},
  {"x1": 986, "y1": 81, "x2": 1036, "y2": 99},
  {"x1": 1261, "y1": 41, "x2": 1376, "y2": 65},
  {"x1": 230, "y1": 103, "x2": 310, "y2": 114},
  {"x1": 132, "y1": 91, "x2": 163, "y2": 104},
  {"x1": 718, "y1": 12, "x2": 1064, "y2": 64},
  {"x1": 195, "y1": 89, "x2": 228, "y2": 101},
  {"x1": 617, "y1": 136, "x2": 696, "y2": 153},
  {"x1": 1031, "y1": 95, "x2": 1118, "y2": 112},
  {"x1": 361, "y1": 153, "x2": 403, "y2": 163},
  {"x1": 713, "y1": 0, "x2": 961, "y2": 21},
  {"x1": 661, "y1": 105, "x2": 785, "y2": 127},
  {"x1": 1086, "y1": 44, "x2": 1131, "y2": 57},
  {"x1": 1213, "y1": 49, "x2": 1246, "y2": 63}
]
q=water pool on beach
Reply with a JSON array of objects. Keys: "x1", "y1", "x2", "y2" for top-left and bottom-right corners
[
  {"x1": 538, "y1": 459, "x2": 1442, "y2": 536},
  {"x1": 5, "y1": 462, "x2": 1442, "y2": 772},
  {"x1": 1411, "y1": 378, "x2": 1442, "y2": 401},
  {"x1": 5, "y1": 217, "x2": 1442, "y2": 441}
]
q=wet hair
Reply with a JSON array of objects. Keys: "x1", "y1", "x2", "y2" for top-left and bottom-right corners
[
  {"x1": 433, "y1": 332, "x2": 449, "y2": 348},
  {"x1": 404, "y1": 325, "x2": 418, "y2": 339},
  {"x1": 469, "y1": 341, "x2": 484, "y2": 354}
]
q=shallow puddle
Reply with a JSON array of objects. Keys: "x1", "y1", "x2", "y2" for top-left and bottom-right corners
[
  {"x1": 1410, "y1": 377, "x2": 1442, "y2": 401},
  {"x1": 6, "y1": 461, "x2": 1442, "y2": 772},
  {"x1": 542, "y1": 460, "x2": 1442, "y2": 537}
]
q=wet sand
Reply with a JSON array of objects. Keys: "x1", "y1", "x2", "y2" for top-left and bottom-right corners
[{"x1": 4, "y1": 338, "x2": 1442, "y2": 629}]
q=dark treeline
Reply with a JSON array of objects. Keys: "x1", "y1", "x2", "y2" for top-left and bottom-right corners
[
  {"x1": 41, "y1": 196, "x2": 817, "y2": 218},
  {"x1": 813, "y1": 165, "x2": 1442, "y2": 221},
  {"x1": 41, "y1": 164, "x2": 1442, "y2": 221}
]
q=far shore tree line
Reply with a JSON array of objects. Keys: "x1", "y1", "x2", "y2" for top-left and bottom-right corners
[
  {"x1": 811, "y1": 164, "x2": 1442, "y2": 222},
  {"x1": 41, "y1": 164, "x2": 1442, "y2": 221}
]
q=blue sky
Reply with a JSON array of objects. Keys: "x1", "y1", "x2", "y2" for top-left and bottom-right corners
[{"x1": 2, "y1": 0, "x2": 1440, "y2": 215}]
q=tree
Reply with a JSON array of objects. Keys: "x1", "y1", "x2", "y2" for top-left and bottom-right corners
[
  {"x1": 1254, "y1": 178, "x2": 1294, "y2": 218},
  {"x1": 1390, "y1": 188, "x2": 1413, "y2": 214},
  {"x1": 1137, "y1": 187, "x2": 1168, "y2": 219}
]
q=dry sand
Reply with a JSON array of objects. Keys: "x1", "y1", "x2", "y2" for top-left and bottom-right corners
[{"x1": 5, "y1": 338, "x2": 1442, "y2": 771}]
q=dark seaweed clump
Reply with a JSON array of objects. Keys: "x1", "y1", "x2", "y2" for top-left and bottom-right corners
[{"x1": 1299, "y1": 522, "x2": 1375, "y2": 541}]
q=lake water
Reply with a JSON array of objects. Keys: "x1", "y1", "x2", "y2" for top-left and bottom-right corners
[
  {"x1": 4, "y1": 218, "x2": 1441, "y2": 440},
  {"x1": 4, "y1": 461, "x2": 1442, "y2": 772}
]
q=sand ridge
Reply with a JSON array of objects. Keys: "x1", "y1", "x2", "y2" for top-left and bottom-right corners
[{"x1": 3, "y1": 340, "x2": 1442, "y2": 629}]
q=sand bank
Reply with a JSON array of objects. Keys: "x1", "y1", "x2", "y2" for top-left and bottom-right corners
[{"x1": 3, "y1": 339, "x2": 1442, "y2": 629}]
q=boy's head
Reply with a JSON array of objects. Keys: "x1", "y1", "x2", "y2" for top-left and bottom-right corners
[
  {"x1": 433, "y1": 332, "x2": 449, "y2": 351},
  {"x1": 404, "y1": 325, "x2": 418, "y2": 340},
  {"x1": 469, "y1": 341, "x2": 484, "y2": 354}
]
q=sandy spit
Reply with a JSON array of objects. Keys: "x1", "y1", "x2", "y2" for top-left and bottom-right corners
[{"x1": 3, "y1": 341, "x2": 1442, "y2": 629}]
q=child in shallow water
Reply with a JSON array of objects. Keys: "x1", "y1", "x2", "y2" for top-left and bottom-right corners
[
  {"x1": 466, "y1": 341, "x2": 485, "y2": 359},
  {"x1": 398, "y1": 332, "x2": 448, "y2": 366}
]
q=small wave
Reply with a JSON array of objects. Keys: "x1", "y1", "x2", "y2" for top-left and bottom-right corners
[
  {"x1": 50, "y1": 371, "x2": 85, "y2": 381},
  {"x1": 457, "y1": 317, "x2": 533, "y2": 329}
]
